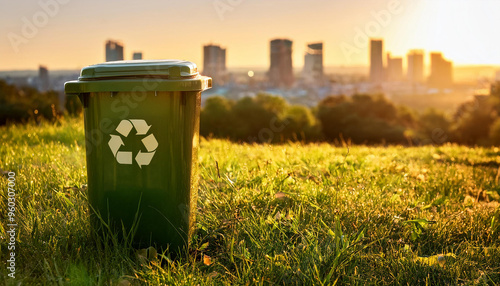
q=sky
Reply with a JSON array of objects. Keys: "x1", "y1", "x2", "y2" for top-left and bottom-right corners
[{"x1": 1, "y1": 0, "x2": 499, "y2": 70}]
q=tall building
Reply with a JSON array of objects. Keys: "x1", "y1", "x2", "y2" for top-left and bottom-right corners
[
  {"x1": 303, "y1": 42, "x2": 324, "y2": 84},
  {"x1": 105, "y1": 40, "x2": 124, "y2": 62},
  {"x1": 370, "y1": 39, "x2": 384, "y2": 83},
  {"x1": 132, "y1": 52, "x2": 143, "y2": 60},
  {"x1": 428, "y1": 52, "x2": 453, "y2": 88},
  {"x1": 269, "y1": 39, "x2": 294, "y2": 88},
  {"x1": 38, "y1": 65, "x2": 50, "y2": 92},
  {"x1": 386, "y1": 53, "x2": 403, "y2": 82},
  {"x1": 203, "y1": 44, "x2": 227, "y2": 85},
  {"x1": 407, "y1": 50, "x2": 424, "y2": 83}
]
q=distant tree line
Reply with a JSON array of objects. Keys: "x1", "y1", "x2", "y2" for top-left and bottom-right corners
[
  {"x1": 0, "y1": 79, "x2": 82, "y2": 125},
  {"x1": 452, "y1": 84, "x2": 500, "y2": 146},
  {"x1": 201, "y1": 89, "x2": 500, "y2": 146},
  {"x1": 2, "y1": 78, "x2": 500, "y2": 146}
]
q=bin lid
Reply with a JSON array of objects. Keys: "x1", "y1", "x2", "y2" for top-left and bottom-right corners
[{"x1": 65, "y1": 60, "x2": 212, "y2": 94}]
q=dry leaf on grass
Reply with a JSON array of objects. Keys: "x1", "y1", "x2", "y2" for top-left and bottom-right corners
[{"x1": 203, "y1": 254, "x2": 212, "y2": 266}]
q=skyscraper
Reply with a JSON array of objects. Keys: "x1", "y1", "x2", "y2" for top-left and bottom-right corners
[
  {"x1": 370, "y1": 39, "x2": 384, "y2": 83},
  {"x1": 303, "y1": 42, "x2": 324, "y2": 84},
  {"x1": 105, "y1": 40, "x2": 124, "y2": 62},
  {"x1": 38, "y1": 65, "x2": 50, "y2": 92},
  {"x1": 407, "y1": 50, "x2": 424, "y2": 83},
  {"x1": 132, "y1": 52, "x2": 143, "y2": 60},
  {"x1": 386, "y1": 53, "x2": 403, "y2": 82},
  {"x1": 429, "y1": 52, "x2": 453, "y2": 88},
  {"x1": 203, "y1": 44, "x2": 227, "y2": 85},
  {"x1": 269, "y1": 39, "x2": 294, "y2": 88}
]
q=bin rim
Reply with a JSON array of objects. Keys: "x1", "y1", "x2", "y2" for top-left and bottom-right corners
[
  {"x1": 65, "y1": 77, "x2": 212, "y2": 95},
  {"x1": 65, "y1": 59, "x2": 212, "y2": 95}
]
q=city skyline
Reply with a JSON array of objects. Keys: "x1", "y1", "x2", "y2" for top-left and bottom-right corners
[{"x1": 1, "y1": 0, "x2": 500, "y2": 70}]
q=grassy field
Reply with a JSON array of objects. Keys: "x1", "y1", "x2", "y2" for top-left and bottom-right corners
[{"x1": 1, "y1": 117, "x2": 500, "y2": 285}]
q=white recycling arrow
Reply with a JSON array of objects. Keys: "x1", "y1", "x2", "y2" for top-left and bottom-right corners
[
  {"x1": 109, "y1": 119, "x2": 158, "y2": 167},
  {"x1": 116, "y1": 120, "x2": 133, "y2": 137},
  {"x1": 108, "y1": 134, "x2": 124, "y2": 156},
  {"x1": 135, "y1": 150, "x2": 155, "y2": 168},
  {"x1": 116, "y1": 151, "x2": 132, "y2": 164},
  {"x1": 130, "y1": 119, "x2": 151, "y2": 135},
  {"x1": 142, "y1": 134, "x2": 158, "y2": 152}
]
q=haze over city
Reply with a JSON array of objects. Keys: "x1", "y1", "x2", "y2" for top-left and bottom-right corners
[{"x1": 2, "y1": 0, "x2": 500, "y2": 70}]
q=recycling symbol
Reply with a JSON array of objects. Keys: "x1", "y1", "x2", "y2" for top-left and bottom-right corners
[{"x1": 108, "y1": 119, "x2": 158, "y2": 168}]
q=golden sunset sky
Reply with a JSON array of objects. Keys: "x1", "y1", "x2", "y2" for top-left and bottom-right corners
[{"x1": 1, "y1": 0, "x2": 499, "y2": 70}]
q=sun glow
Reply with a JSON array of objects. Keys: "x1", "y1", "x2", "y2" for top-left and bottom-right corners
[{"x1": 384, "y1": 1, "x2": 500, "y2": 65}]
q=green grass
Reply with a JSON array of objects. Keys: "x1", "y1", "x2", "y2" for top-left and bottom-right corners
[{"x1": 1, "y1": 116, "x2": 499, "y2": 285}]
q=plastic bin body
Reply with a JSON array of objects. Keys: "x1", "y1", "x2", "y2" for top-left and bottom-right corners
[{"x1": 65, "y1": 60, "x2": 211, "y2": 250}]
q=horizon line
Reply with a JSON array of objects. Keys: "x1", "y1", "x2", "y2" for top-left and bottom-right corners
[{"x1": 1, "y1": 64, "x2": 500, "y2": 73}]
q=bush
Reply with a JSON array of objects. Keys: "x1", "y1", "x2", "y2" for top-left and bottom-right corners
[
  {"x1": 200, "y1": 96, "x2": 234, "y2": 138},
  {"x1": 200, "y1": 93, "x2": 293, "y2": 143},
  {"x1": 282, "y1": 105, "x2": 320, "y2": 141},
  {"x1": 417, "y1": 108, "x2": 451, "y2": 145},
  {"x1": 451, "y1": 99, "x2": 496, "y2": 145},
  {"x1": 317, "y1": 94, "x2": 407, "y2": 144},
  {"x1": 0, "y1": 80, "x2": 61, "y2": 125},
  {"x1": 65, "y1": 95, "x2": 83, "y2": 116},
  {"x1": 489, "y1": 118, "x2": 500, "y2": 145}
]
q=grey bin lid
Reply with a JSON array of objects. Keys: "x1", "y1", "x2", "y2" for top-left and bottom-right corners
[{"x1": 65, "y1": 59, "x2": 212, "y2": 95}]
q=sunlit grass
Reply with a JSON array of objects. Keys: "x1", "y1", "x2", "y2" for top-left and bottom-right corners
[{"x1": 0, "y1": 117, "x2": 499, "y2": 285}]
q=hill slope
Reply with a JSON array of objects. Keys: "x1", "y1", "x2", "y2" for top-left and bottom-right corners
[{"x1": 1, "y1": 117, "x2": 499, "y2": 285}]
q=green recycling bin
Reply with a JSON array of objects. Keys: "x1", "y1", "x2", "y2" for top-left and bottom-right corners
[{"x1": 65, "y1": 60, "x2": 211, "y2": 251}]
